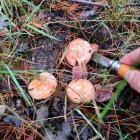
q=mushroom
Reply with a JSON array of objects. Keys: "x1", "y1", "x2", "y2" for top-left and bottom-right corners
[
  {"x1": 66, "y1": 79, "x2": 95, "y2": 104},
  {"x1": 28, "y1": 72, "x2": 57, "y2": 100},
  {"x1": 66, "y1": 38, "x2": 98, "y2": 79}
]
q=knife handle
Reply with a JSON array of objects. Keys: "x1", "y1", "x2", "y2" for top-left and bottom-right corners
[
  {"x1": 109, "y1": 60, "x2": 134, "y2": 78},
  {"x1": 117, "y1": 64, "x2": 133, "y2": 78}
]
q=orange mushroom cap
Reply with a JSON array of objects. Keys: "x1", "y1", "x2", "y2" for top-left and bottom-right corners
[
  {"x1": 66, "y1": 79, "x2": 95, "y2": 104},
  {"x1": 66, "y1": 38, "x2": 99, "y2": 79},
  {"x1": 28, "y1": 72, "x2": 57, "y2": 100},
  {"x1": 66, "y1": 38, "x2": 93, "y2": 66}
]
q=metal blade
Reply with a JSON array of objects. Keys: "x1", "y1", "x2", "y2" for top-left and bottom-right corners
[{"x1": 92, "y1": 53, "x2": 111, "y2": 68}]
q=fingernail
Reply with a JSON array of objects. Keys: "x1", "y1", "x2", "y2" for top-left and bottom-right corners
[{"x1": 125, "y1": 71, "x2": 134, "y2": 82}]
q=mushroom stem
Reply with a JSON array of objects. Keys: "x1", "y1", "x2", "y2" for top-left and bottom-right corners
[
  {"x1": 72, "y1": 66, "x2": 83, "y2": 79},
  {"x1": 72, "y1": 62, "x2": 88, "y2": 80},
  {"x1": 78, "y1": 61, "x2": 88, "y2": 78}
]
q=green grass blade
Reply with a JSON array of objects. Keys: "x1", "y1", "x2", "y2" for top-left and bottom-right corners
[
  {"x1": 27, "y1": 24, "x2": 59, "y2": 41},
  {"x1": 25, "y1": 1, "x2": 43, "y2": 23},
  {"x1": 4, "y1": 64, "x2": 31, "y2": 105},
  {"x1": 75, "y1": 108, "x2": 104, "y2": 140},
  {"x1": 22, "y1": 0, "x2": 36, "y2": 7},
  {"x1": 100, "y1": 79, "x2": 127, "y2": 120}
]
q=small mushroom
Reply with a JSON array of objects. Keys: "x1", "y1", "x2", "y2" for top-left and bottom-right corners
[
  {"x1": 66, "y1": 38, "x2": 98, "y2": 79},
  {"x1": 28, "y1": 72, "x2": 57, "y2": 100},
  {"x1": 66, "y1": 79, "x2": 95, "y2": 104}
]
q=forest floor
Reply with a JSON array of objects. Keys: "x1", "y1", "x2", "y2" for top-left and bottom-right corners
[{"x1": 0, "y1": 0, "x2": 140, "y2": 140}]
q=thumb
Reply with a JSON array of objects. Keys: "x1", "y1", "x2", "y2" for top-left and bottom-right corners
[{"x1": 125, "y1": 70, "x2": 140, "y2": 93}]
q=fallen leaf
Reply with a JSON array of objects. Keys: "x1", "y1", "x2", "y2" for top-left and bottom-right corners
[
  {"x1": 95, "y1": 84, "x2": 113, "y2": 102},
  {"x1": 0, "y1": 15, "x2": 10, "y2": 30},
  {"x1": 0, "y1": 105, "x2": 6, "y2": 115},
  {"x1": 44, "y1": 120, "x2": 72, "y2": 140},
  {"x1": 0, "y1": 27, "x2": 9, "y2": 37},
  {"x1": 36, "y1": 104, "x2": 49, "y2": 127},
  {"x1": 15, "y1": 43, "x2": 29, "y2": 53},
  {"x1": 3, "y1": 115, "x2": 22, "y2": 126},
  {"x1": 80, "y1": 9, "x2": 96, "y2": 19},
  {"x1": 61, "y1": 119, "x2": 71, "y2": 135}
]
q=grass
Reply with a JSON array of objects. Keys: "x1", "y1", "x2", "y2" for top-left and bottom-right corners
[
  {"x1": 26, "y1": 24, "x2": 59, "y2": 41},
  {"x1": 75, "y1": 108, "x2": 104, "y2": 140},
  {"x1": 100, "y1": 79, "x2": 127, "y2": 120},
  {"x1": 114, "y1": 126, "x2": 132, "y2": 140},
  {"x1": 4, "y1": 64, "x2": 31, "y2": 105},
  {"x1": 0, "y1": 0, "x2": 140, "y2": 139}
]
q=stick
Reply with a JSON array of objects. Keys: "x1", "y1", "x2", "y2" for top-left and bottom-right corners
[
  {"x1": 70, "y1": 0, "x2": 140, "y2": 8},
  {"x1": 69, "y1": 0, "x2": 107, "y2": 7}
]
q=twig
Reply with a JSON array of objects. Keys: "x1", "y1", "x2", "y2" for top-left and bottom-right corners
[
  {"x1": 92, "y1": 99, "x2": 102, "y2": 123},
  {"x1": 69, "y1": 0, "x2": 107, "y2": 7},
  {"x1": 64, "y1": 94, "x2": 67, "y2": 121},
  {"x1": 121, "y1": 3, "x2": 140, "y2": 8},
  {"x1": 75, "y1": 108, "x2": 104, "y2": 140},
  {"x1": 71, "y1": 111, "x2": 80, "y2": 140},
  {"x1": 70, "y1": 0, "x2": 140, "y2": 8},
  {"x1": 1, "y1": 105, "x2": 44, "y2": 139}
]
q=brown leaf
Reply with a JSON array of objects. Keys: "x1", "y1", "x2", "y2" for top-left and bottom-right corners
[{"x1": 95, "y1": 84, "x2": 113, "y2": 102}]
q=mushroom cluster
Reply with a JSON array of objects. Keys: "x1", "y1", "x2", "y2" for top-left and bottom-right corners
[
  {"x1": 65, "y1": 38, "x2": 98, "y2": 104},
  {"x1": 28, "y1": 38, "x2": 109, "y2": 104}
]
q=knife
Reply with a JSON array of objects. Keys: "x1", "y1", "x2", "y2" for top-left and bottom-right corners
[{"x1": 92, "y1": 53, "x2": 134, "y2": 78}]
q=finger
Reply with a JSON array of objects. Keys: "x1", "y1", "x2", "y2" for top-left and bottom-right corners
[
  {"x1": 120, "y1": 48, "x2": 140, "y2": 65},
  {"x1": 125, "y1": 70, "x2": 140, "y2": 93}
]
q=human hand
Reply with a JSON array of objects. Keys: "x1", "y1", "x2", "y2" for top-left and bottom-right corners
[{"x1": 120, "y1": 48, "x2": 140, "y2": 93}]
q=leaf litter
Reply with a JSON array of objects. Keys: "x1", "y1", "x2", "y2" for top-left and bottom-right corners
[
  {"x1": 0, "y1": 105, "x2": 7, "y2": 118},
  {"x1": 0, "y1": 15, "x2": 10, "y2": 30},
  {"x1": 0, "y1": 0, "x2": 140, "y2": 139}
]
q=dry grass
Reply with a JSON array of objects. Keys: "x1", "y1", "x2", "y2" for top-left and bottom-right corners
[{"x1": 0, "y1": 0, "x2": 140, "y2": 139}]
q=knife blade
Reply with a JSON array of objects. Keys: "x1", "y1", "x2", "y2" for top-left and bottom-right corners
[
  {"x1": 92, "y1": 53, "x2": 133, "y2": 78},
  {"x1": 92, "y1": 53, "x2": 111, "y2": 68}
]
